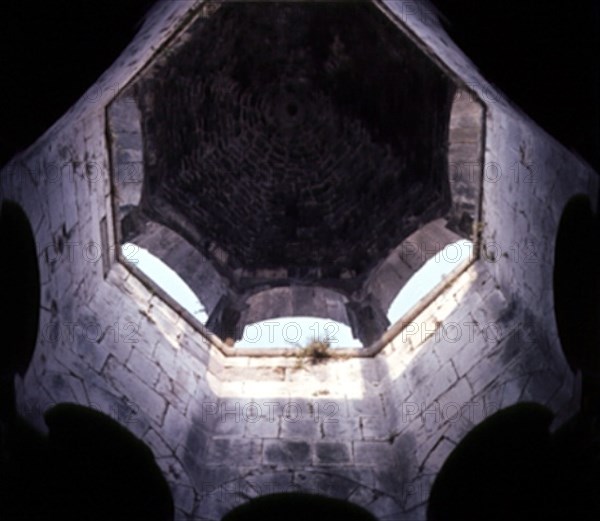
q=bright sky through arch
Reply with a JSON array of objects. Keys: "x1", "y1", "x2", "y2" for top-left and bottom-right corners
[
  {"x1": 123, "y1": 239, "x2": 472, "y2": 348},
  {"x1": 122, "y1": 243, "x2": 209, "y2": 324}
]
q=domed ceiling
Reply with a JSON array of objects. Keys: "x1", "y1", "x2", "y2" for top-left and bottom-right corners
[
  {"x1": 130, "y1": 1, "x2": 454, "y2": 285},
  {"x1": 109, "y1": 1, "x2": 483, "y2": 347}
]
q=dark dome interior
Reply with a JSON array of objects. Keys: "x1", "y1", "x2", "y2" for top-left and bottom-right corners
[{"x1": 132, "y1": 1, "x2": 455, "y2": 289}]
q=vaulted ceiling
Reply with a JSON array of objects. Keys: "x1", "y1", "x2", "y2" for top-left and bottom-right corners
[{"x1": 131, "y1": 1, "x2": 455, "y2": 291}]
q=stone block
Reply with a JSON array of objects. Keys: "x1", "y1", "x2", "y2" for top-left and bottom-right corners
[
  {"x1": 314, "y1": 442, "x2": 352, "y2": 465},
  {"x1": 353, "y1": 441, "x2": 392, "y2": 466},
  {"x1": 347, "y1": 393, "x2": 385, "y2": 417},
  {"x1": 144, "y1": 427, "x2": 174, "y2": 458},
  {"x1": 420, "y1": 437, "x2": 456, "y2": 475},
  {"x1": 73, "y1": 335, "x2": 110, "y2": 373},
  {"x1": 321, "y1": 417, "x2": 360, "y2": 440},
  {"x1": 178, "y1": 340, "x2": 209, "y2": 377},
  {"x1": 280, "y1": 417, "x2": 319, "y2": 439},
  {"x1": 169, "y1": 482, "x2": 196, "y2": 516},
  {"x1": 153, "y1": 342, "x2": 179, "y2": 380},
  {"x1": 361, "y1": 415, "x2": 392, "y2": 440},
  {"x1": 102, "y1": 355, "x2": 167, "y2": 425},
  {"x1": 155, "y1": 371, "x2": 192, "y2": 416},
  {"x1": 243, "y1": 470, "x2": 296, "y2": 496},
  {"x1": 205, "y1": 438, "x2": 262, "y2": 466},
  {"x1": 263, "y1": 440, "x2": 312, "y2": 467},
  {"x1": 207, "y1": 399, "x2": 246, "y2": 437},
  {"x1": 244, "y1": 416, "x2": 280, "y2": 439},
  {"x1": 465, "y1": 348, "x2": 507, "y2": 396},
  {"x1": 161, "y1": 403, "x2": 192, "y2": 449},
  {"x1": 408, "y1": 360, "x2": 458, "y2": 410},
  {"x1": 312, "y1": 397, "x2": 349, "y2": 418},
  {"x1": 126, "y1": 346, "x2": 161, "y2": 386}
]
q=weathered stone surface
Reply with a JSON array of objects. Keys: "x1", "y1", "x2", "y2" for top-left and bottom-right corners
[
  {"x1": 314, "y1": 442, "x2": 352, "y2": 465},
  {"x1": 353, "y1": 441, "x2": 393, "y2": 466},
  {"x1": 205, "y1": 438, "x2": 262, "y2": 466},
  {"x1": 279, "y1": 417, "x2": 320, "y2": 439},
  {"x1": 126, "y1": 346, "x2": 161, "y2": 386},
  {"x1": 263, "y1": 440, "x2": 311, "y2": 467},
  {"x1": 3, "y1": 0, "x2": 596, "y2": 519}
]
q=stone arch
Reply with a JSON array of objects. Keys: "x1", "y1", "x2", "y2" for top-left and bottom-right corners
[
  {"x1": 428, "y1": 401, "x2": 600, "y2": 520},
  {"x1": 363, "y1": 218, "x2": 468, "y2": 318},
  {"x1": 427, "y1": 403, "x2": 555, "y2": 521},
  {"x1": 236, "y1": 285, "x2": 352, "y2": 333},
  {"x1": 221, "y1": 492, "x2": 378, "y2": 521},
  {"x1": 44, "y1": 403, "x2": 174, "y2": 520},
  {"x1": 360, "y1": 85, "x2": 483, "y2": 341},
  {"x1": 190, "y1": 469, "x2": 408, "y2": 520},
  {"x1": 553, "y1": 193, "x2": 600, "y2": 418},
  {"x1": 1, "y1": 402, "x2": 174, "y2": 520},
  {"x1": 105, "y1": 2, "x2": 486, "y2": 355},
  {"x1": 120, "y1": 219, "x2": 230, "y2": 317},
  {"x1": 0, "y1": 199, "x2": 41, "y2": 378}
]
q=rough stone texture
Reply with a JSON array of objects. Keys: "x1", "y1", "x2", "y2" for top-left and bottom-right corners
[
  {"x1": 132, "y1": 2, "x2": 454, "y2": 278},
  {"x1": 106, "y1": 1, "x2": 484, "y2": 346},
  {"x1": 1, "y1": 1, "x2": 597, "y2": 520}
]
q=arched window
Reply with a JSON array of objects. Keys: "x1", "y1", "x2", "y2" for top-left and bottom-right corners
[
  {"x1": 235, "y1": 316, "x2": 362, "y2": 348},
  {"x1": 387, "y1": 239, "x2": 473, "y2": 325},
  {"x1": 122, "y1": 243, "x2": 209, "y2": 323}
]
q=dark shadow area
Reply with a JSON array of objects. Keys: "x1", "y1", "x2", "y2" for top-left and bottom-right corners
[
  {"x1": 0, "y1": 175, "x2": 171, "y2": 521},
  {"x1": 0, "y1": 0, "x2": 156, "y2": 167},
  {"x1": 429, "y1": 197, "x2": 600, "y2": 519},
  {"x1": 130, "y1": 2, "x2": 454, "y2": 282},
  {"x1": 427, "y1": 402, "x2": 600, "y2": 521},
  {"x1": 221, "y1": 492, "x2": 378, "y2": 521},
  {"x1": 0, "y1": 200, "x2": 40, "y2": 379},
  {"x1": 0, "y1": 403, "x2": 174, "y2": 521},
  {"x1": 430, "y1": 0, "x2": 600, "y2": 172},
  {"x1": 554, "y1": 195, "x2": 600, "y2": 414},
  {"x1": 2, "y1": 1, "x2": 597, "y2": 171}
]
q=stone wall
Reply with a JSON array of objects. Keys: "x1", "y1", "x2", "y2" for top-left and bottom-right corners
[{"x1": 0, "y1": 1, "x2": 597, "y2": 520}]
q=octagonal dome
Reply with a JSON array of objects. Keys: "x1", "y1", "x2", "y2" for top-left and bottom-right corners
[{"x1": 108, "y1": 0, "x2": 484, "y2": 349}]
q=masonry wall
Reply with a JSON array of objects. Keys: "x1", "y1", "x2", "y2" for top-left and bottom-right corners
[{"x1": 0, "y1": 1, "x2": 597, "y2": 521}]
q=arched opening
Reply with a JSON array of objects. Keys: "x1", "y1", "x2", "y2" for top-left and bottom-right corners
[
  {"x1": 428, "y1": 402, "x2": 600, "y2": 520},
  {"x1": 0, "y1": 200, "x2": 41, "y2": 377},
  {"x1": 229, "y1": 285, "x2": 361, "y2": 348},
  {"x1": 387, "y1": 239, "x2": 473, "y2": 325},
  {"x1": 107, "y1": 2, "x2": 484, "y2": 356},
  {"x1": 0, "y1": 402, "x2": 174, "y2": 521},
  {"x1": 428, "y1": 403, "x2": 554, "y2": 521},
  {"x1": 0, "y1": 197, "x2": 40, "y2": 424},
  {"x1": 553, "y1": 194, "x2": 600, "y2": 417},
  {"x1": 553, "y1": 194, "x2": 600, "y2": 372},
  {"x1": 222, "y1": 492, "x2": 377, "y2": 521},
  {"x1": 45, "y1": 403, "x2": 174, "y2": 520},
  {"x1": 122, "y1": 243, "x2": 209, "y2": 323},
  {"x1": 235, "y1": 316, "x2": 362, "y2": 348}
]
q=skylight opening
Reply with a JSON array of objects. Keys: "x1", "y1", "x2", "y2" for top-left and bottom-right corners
[
  {"x1": 119, "y1": 240, "x2": 473, "y2": 351},
  {"x1": 387, "y1": 239, "x2": 474, "y2": 324},
  {"x1": 121, "y1": 243, "x2": 209, "y2": 324},
  {"x1": 234, "y1": 316, "x2": 363, "y2": 349}
]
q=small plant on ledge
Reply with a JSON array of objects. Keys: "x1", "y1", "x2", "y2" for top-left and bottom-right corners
[{"x1": 294, "y1": 338, "x2": 332, "y2": 368}]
